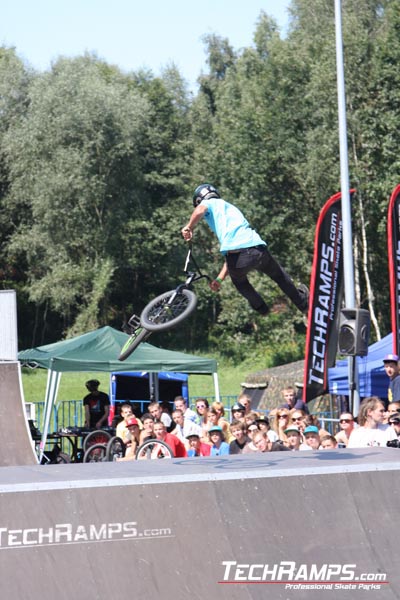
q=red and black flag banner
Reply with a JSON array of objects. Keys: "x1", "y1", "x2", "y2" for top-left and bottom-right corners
[
  {"x1": 303, "y1": 191, "x2": 354, "y2": 403},
  {"x1": 388, "y1": 184, "x2": 400, "y2": 356}
]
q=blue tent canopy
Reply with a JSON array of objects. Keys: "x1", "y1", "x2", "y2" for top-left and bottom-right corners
[{"x1": 328, "y1": 333, "x2": 392, "y2": 399}]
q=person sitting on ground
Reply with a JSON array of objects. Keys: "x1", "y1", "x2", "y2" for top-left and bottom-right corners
[
  {"x1": 229, "y1": 420, "x2": 251, "y2": 455},
  {"x1": 230, "y1": 402, "x2": 246, "y2": 423},
  {"x1": 348, "y1": 396, "x2": 397, "y2": 448},
  {"x1": 255, "y1": 414, "x2": 279, "y2": 442},
  {"x1": 284, "y1": 425, "x2": 306, "y2": 451},
  {"x1": 152, "y1": 420, "x2": 187, "y2": 457},
  {"x1": 174, "y1": 395, "x2": 198, "y2": 424},
  {"x1": 208, "y1": 426, "x2": 230, "y2": 456},
  {"x1": 320, "y1": 434, "x2": 338, "y2": 449},
  {"x1": 83, "y1": 379, "x2": 110, "y2": 429},
  {"x1": 186, "y1": 433, "x2": 211, "y2": 457},
  {"x1": 335, "y1": 412, "x2": 356, "y2": 447},
  {"x1": 253, "y1": 431, "x2": 290, "y2": 453},
  {"x1": 139, "y1": 413, "x2": 155, "y2": 444},
  {"x1": 171, "y1": 409, "x2": 203, "y2": 445},
  {"x1": 303, "y1": 425, "x2": 321, "y2": 450},
  {"x1": 117, "y1": 417, "x2": 141, "y2": 461},
  {"x1": 280, "y1": 386, "x2": 309, "y2": 414},
  {"x1": 148, "y1": 401, "x2": 172, "y2": 430}
]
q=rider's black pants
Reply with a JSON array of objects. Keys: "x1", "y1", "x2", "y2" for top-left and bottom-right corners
[{"x1": 226, "y1": 245, "x2": 304, "y2": 314}]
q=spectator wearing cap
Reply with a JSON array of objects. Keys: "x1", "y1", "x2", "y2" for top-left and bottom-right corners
[
  {"x1": 383, "y1": 354, "x2": 400, "y2": 402},
  {"x1": 186, "y1": 433, "x2": 211, "y2": 457},
  {"x1": 255, "y1": 415, "x2": 279, "y2": 442},
  {"x1": 388, "y1": 414, "x2": 400, "y2": 440},
  {"x1": 303, "y1": 425, "x2": 321, "y2": 450},
  {"x1": 284, "y1": 425, "x2": 307, "y2": 451},
  {"x1": 117, "y1": 417, "x2": 141, "y2": 461},
  {"x1": 230, "y1": 403, "x2": 246, "y2": 423},
  {"x1": 335, "y1": 412, "x2": 356, "y2": 447},
  {"x1": 208, "y1": 426, "x2": 230, "y2": 456}
]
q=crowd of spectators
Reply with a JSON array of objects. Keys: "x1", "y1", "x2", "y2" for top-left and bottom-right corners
[{"x1": 80, "y1": 352, "x2": 400, "y2": 460}]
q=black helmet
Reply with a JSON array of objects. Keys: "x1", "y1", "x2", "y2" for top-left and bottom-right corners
[{"x1": 192, "y1": 183, "x2": 220, "y2": 207}]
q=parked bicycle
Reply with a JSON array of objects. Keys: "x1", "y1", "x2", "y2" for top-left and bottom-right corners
[{"x1": 118, "y1": 242, "x2": 210, "y2": 361}]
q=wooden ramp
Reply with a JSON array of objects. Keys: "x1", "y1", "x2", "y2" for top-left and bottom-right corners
[{"x1": 0, "y1": 362, "x2": 38, "y2": 466}]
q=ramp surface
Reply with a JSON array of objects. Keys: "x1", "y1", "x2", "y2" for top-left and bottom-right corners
[
  {"x1": 0, "y1": 448, "x2": 398, "y2": 599},
  {"x1": 0, "y1": 362, "x2": 37, "y2": 466}
]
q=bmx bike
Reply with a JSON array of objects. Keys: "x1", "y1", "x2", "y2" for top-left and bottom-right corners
[{"x1": 118, "y1": 243, "x2": 210, "y2": 361}]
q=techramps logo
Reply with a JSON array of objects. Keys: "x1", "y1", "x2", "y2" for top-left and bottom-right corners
[
  {"x1": 0, "y1": 521, "x2": 174, "y2": 550},
  {"x1": 219, "y1": 561, "x2": 388, "y2": 592}
]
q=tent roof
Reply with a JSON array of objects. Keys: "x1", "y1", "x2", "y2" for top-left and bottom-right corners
[{"x1": 18, "y1": 326, "x2": 217, "y2": 374}]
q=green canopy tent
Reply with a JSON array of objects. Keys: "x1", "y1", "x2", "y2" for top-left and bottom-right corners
[{"x1": 18, "y1": 326, "x2": 219, "y2": 459}]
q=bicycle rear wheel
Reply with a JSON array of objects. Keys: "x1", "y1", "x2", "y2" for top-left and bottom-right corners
[
  {"x1": 83, "y1": 443, "x2": 107, "y2": 463},
  {"x1": 118, "y1": 328, "x2": 151, "y2": 361},
  {"x1": 140, "y1": 289, "x2": 197, "y2": 332}
]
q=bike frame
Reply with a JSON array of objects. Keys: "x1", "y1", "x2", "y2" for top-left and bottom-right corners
[{"x1": 167, "y1": 243, "x2": 210, "y2": 305}]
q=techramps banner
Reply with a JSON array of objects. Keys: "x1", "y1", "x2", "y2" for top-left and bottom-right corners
[{"x1": 303, "y1": 191, "x2": 354, "y2": 403}]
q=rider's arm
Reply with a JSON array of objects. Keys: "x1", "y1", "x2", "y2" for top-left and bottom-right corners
[
  {"x1": 210, "y1": 261, "x2": 228, "y2": 292},
  {"x1": 181, "y1": 204, "x2": 208, "y2": 240}
]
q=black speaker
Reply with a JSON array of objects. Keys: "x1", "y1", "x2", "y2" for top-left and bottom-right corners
[{"x1": 338, "y1": 308, "x2": 370, "y2": 356}]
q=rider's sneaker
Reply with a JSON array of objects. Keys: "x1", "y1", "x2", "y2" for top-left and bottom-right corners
[{"x1": 297, "y1": 284, "x2": 310, "y2": 315}]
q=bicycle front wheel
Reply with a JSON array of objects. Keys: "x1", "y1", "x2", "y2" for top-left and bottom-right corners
[{"x1": 140, "y1": 289, "x2": 197, "y2": 332}]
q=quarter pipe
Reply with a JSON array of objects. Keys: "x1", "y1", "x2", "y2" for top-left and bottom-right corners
[{"x1": 0, "y1": 448, "x2": 398, "y2": 599}]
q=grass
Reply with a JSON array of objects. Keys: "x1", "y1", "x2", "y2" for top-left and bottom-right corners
[{"x1": 21, "y1": 353, "x2": 267, "y2": 404}]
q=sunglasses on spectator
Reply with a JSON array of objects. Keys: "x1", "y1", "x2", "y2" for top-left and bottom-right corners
[
  {"x1": 292, "y1": 417, "x2": 303, "y2": 421},
  {"x1": 196, "y1": 405, "x2": 206, "y2": 409},
  {"x1": 247, "y1": 427, "x2": 258, "y2": 433},
  {"x1": 278, "y1": 414, "x2": 288, "y2": 419},
  {"x1": 340, "y1": 419, "x2": 353, "y2": 423}
]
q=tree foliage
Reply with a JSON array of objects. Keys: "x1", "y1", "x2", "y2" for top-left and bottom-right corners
[{"x1": 0, "y1": 0, "x2": 399, "y2": 361}]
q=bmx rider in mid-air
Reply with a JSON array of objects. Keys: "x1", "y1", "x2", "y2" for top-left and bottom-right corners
[{"x1": 181, "y1": 183, "x2": 309, "y2": 317}]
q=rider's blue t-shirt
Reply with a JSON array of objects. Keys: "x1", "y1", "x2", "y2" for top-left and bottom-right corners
[{"x1": 202, "y1": 198, "x2": 266, "y2": 255}]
